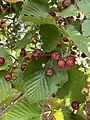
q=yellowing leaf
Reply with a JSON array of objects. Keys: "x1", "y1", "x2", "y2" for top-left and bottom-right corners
[
  {"x1": 5, "y1": 0, "x2": 23, "y2": 3},
  {"x1": 54, "y1": 109, "x2": 64, "y2": 120},
  {"x1": 87, "y1": 76, "x2": 90, "y2": 82}
]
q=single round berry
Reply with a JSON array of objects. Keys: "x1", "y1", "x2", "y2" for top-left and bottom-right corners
[
  {"x1": 33, "y1": 49, "x2": 42, "y2": 57},
  {"x1": 71, "y1": 101, "x2": 79, "y2": 110},
  {"x1": 6, "y1": 6, "x2": 15, "y2": 13},
  {"x1": 66, "y1": 16, "x2": 74, "y2": 24},
  {"x1": 0, "y1": 57, "x2": 5, "y2": 65},
  {"x1": 57, "y1": 42, "x2": 62, "y2": 47},
  {"x1": 25, "y1": 57, "x2": 31, "y2": 63},
  {"x1": 66, "y1": 56, "x2": 75, "y2": 67},
  {"x1": 52, "y1": 93, "x2": 56, "y2": 98},
  {"x1": 5, "y1": 72, "x2": 12, "y2": 81},
  {"x1": 49, "y1": 10, "x2": 56, "y2": 16},
  {"x1": 56, "y1": 16, "x2": 64, "y2": 24},
  {"x1": 63, "y1": 37, "x2": 69, "y2": 42},
  {"x1": 21, "y1": 64, "x2": 26, "y2": 71},
  {"x1": 81, "y1": 52, "x2": 87, "y2": 58},
  {"x1": 57, "y1": 59, "x2": 65, "y2": 68},
  {"x1": 62, "y1": 0, "x2": 69, "y2": 8},
  {"x1": 20, "y1": 48, "x2": 27, "y2": 57},
  {"x1": 51, "y1": 52, "x2": 60, "y2": 61},
  {"x1": 45, "y1": 68, "x2": 53, "y2": 76},
  {"x1": 71, "y1": 0, "x2": 75, "y2": 4}
]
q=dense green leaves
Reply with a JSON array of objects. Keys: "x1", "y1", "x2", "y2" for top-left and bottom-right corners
[
  {"x1": 22, "y1": 1, "x2": 49, "y2": 17},
  {"x1": 57, "y1": 68, "x2": 86, "y2": 103},
  {"x1": 23, "y1": 69, "x2": 68, "y2": 102},
  {"x1": 0, "y1": 0, "x2": 90, "y2": 119},
  {"x1": 23, "y1": 59, "x2": 68, "y2": 102},
  {"x1": 20, "y1": 1, "x2": 55, "y2": 24},
  {"x1": 4, "y1": 100, "x2": 42, "y2": 120},
  {"x1": 40, "y1": 24, "x2": 60, "y2": 52}
]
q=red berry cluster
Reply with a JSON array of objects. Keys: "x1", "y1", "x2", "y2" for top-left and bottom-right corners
[
  {"x1": 51, "y1": 51, "x2": 76, "y2": 68},
  {"x1": 20, "y1": 48, "x2": 31, "y2": 71},
  {"x1": 45, "y1": 52, "x2": 76, "y2": 77},
  {"x1": 49, "y1": 0, "x2": 75, "y2": 25}
]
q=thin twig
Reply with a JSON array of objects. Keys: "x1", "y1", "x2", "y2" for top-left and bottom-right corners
[{"x1": 0, "y1": 93, "x2": 23, "y2": 117}]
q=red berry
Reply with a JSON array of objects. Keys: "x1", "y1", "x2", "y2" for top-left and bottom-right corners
[
  {"x1": 62, "y1": 0, "x2": 69, "y2": 8},
  {"x1": 49, "y1": 10, "x2": 56, "y2": 16},
  {"x1": 66, "y1": 16, "x2": 74, "y2": 24},
  {"x1": 20, "y1": 48, "x2": 27, "y2": 57},
  {"x1": 52, "y1": 93, "x2": 56, "y2": 98},
  {"x1": 0, "y1": 57, "x2": 5, "y2": 65},
  {"x1": 57, "y1": 42, "x2": 62, "y2": 47},
  {"x1": 71, "y1": 0, "x2": 75, "y2": 4},
  {"x1": 45, "y1": 68, "x2": 53, "y2": 76},
  {"x1": 25, "y1": 57, "x2": 31, "y2": 63},
  {"x1": 57, "y1": 59, "x2": 65, "y2": 68},
  {"x1": 63, "y1": 37, "x2": 69, "y2": 42},
  {"x1": 71, "y1": 101, "x2": 79, "y2": 110},
  {"x1": 81, "y1": 52, "x2": 87, "y2": 58},
  {"x1": 66, "y1": 56, "x2": 75, "y2": 67},
  {"x1": 6, "y1": 6, "x2": 15, "y2": 13},
  {"x1": 21, "y1": 64, "x2": 26, "y2": 71},
  {"x1": 51, "y1": 52, "x2": 60, "y2": 61},
  {"x1": 56, "y1": 16, "x2": 64, "y2": 24},
  {"x1": 5, "y1": 72, "x2": 12, "y2": 81},
  {"x1": 33, "y1": 49, "x2": 42, "y2": 57}
]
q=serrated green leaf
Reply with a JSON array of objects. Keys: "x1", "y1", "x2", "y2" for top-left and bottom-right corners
[
  {"x1": 40, "y1": 24, "x2": 60, "y2": 52},
  {"x1": 70, "y1": 35, "x2": 90, "y2": 57},
  {"x1": 12, "y1": 68, "x2": 24, "y2": 91},
  {"x1": 0, "y1": 71, "x2": 12, "y2": 101},
  {"x1": 66, "y1": 26, "x2": 90, "y2": 57},
  {"x1": 4, "y1": 100, "x2": 42, "y2": 120},
  {"x1": 57, "y1": 68, "x2": 86, "y2": 103},
  {"x1": 72, "y1": 21, "x2": 82, "y2": 34},
  {"x1": 22, "y1": 16, "x2": 56, "y2": 25},
  {"x1": 78, "y1": 0, "x2": 90, "y2": 14},
  {"x1": 56, "y1": 5, "x2": 77, "y2": 18},
  {"x1": 82, "y1": 20, "x2": 90, "y2": 37},
  {"x1": 59, "y1": 26, "x2": 69, "y2": 37},
  {"x1": 23, "y1": 60, "x2": 68, "y2": 102},
  {"x1": 22, "y1": 1, "x2": 49, "y2": 18}
]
